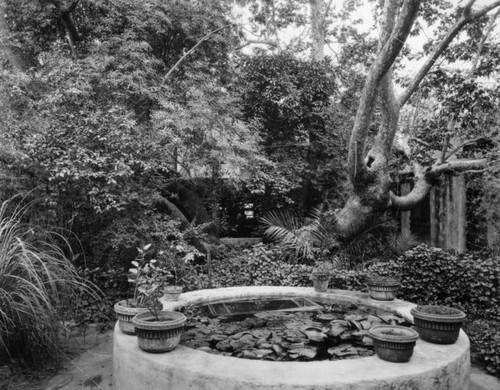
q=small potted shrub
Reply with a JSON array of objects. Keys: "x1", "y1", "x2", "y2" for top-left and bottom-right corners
[
  {"x1": 366, "y1": 275, "x2": 401, "y2": 301},
  {"x1": 311, "y1": 261, "x2": 333, "y2": 292},
  {"x1": 410, "y1": 305, "x2": 466, "y2": 344},
  {"x1": 114, "y1": 244, "x2": 155, "y2": 335},
  {"x1": 131, "y1": 262, "x2": 186, "y2": 353},
  {"x1": 369, "y1": 325, "x2": 419, "y2": 363},
  {"x1": 158, "y1": 236, "x2": 203, "y2": 301},
  {"x1": 163, "y1": 285, "x2": 183, "y2": 301}
]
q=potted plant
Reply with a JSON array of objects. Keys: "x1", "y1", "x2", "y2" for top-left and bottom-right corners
[
  {"x1": 114, "y1": 244, "x2": 154, "y2": 335},
  {"x1": 131, "y1": 261, "x2": 186, "y2": 353},
  {"x1": 366, "y1": 275, "x2": 401, "y2": 301},
  {"x1": 158, "y1": 237, "x2": 203, "y2": 301},
  {"x1": 163, "y1": 285, "x2": 183, "y2": 300},
  {"x1": 410, "y1": 305, "x2": 466, "y2": 344},
  {"x1": 311, "y1": 261, "x2": 333, "y2": 292},
  {"x1": 369, "y1": 325, "x2": 419, "y2": 363}
]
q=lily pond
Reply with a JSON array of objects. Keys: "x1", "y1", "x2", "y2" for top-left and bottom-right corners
[{"x1": 180, "y1": 298, "x2": 411, "y2": 361}]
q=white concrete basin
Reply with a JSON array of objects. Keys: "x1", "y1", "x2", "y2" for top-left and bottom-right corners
[{"x1": 113, "y1": 286, "x2": 470, "y2": 390}]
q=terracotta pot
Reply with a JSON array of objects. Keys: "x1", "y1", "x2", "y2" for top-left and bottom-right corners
[
  {"x1": 366, "y1": 277, "x2": 401, "y2": 301},
  {"x1": 132, "y1": 311, "x2": 186, "y2": 353},
  {"x1": 410, "y1": 305, "x2": 466, "y2": 344},
  {"x1": 369, "y1": 325, "x2": 419, "y2": 363},
  {"x1": 163, "y1": 285, "x2": 183, "y2": 301},
  {"x1": 114, "y1": 300, "x2": 149, "y2": 335},
  {"x1": 311, "y1": 273, "x2": 330, "y2": 292}
]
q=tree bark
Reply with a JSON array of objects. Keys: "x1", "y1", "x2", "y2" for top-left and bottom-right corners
[
  {"x1": 0, "y1": 3, "x2": 27, "y2": 71},
  {"x1": 336, "y1": 0, "x2": 500, "y2": 235},
  {"x1": 310, "y1": 0, "x2": 325, "y2": 61}
]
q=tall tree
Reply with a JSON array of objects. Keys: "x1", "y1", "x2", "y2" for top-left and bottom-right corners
[{"x1": 336, "y1": 0, "x2": 500, "y2": 233}]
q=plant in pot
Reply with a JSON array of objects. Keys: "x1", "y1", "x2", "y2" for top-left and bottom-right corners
[
  {"x1": 260, "y1": 208, "x2": 341, "y2": 292},
  {"x1": 131, "y1": 260, "x2": 186, "y2": 353},
  {"x1": 366, "y1": 275, "x2": 401, "y2": 301},
  {"x1": 114, "y1": 244, "x2": 154, "y2": 335},
  {"x1": 158, "y1": 240, "x2": 201, "y2": 301},
  {"x1": 311, "y1": 260, "x2": 333, "y2": 292},
  {"x1": 369, "y1": 325, "x2": 419, "y2": 363},
  {"x1": 410, "y1": 305, "x2": 466, "y2": 344}
]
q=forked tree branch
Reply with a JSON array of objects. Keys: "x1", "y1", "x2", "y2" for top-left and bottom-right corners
[
  {"x1": 398, "y1": 0, "x2": 500, "y2": 108},
  {"x1": 390, "y1": 158, "x2": 487, "y2": 210},
  {"x1": 468, "y1": 7, "x2": 500, "y2": 77},
  {"x1": 164, "y1": 24, "x2": 234, "y2": 80},
  {"x1": 348, "y1": 0, "x2": 421, "y2": 180}
]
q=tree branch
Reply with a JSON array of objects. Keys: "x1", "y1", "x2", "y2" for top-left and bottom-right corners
[
  {"x1": 164, "y1": 24, "x2": 234, "y2": 80},
  {"x1": 372, "y1": 0, "x2": 399, "y2": 161},
  {"x1": 444, "y1": 135, "x2": 488, "y2": 161},
  {"x1": 348, "y1": 0, "x2": 421, "y2": 181},
  {"x1": 398, "y1": 0, "x2": 500, "y2": 108},
  {"x1": 390, "y1": 158, "x2": 487, "y2": 211},
  {"x1": 234, "y1": 39, "x2": 279, "y2": 51},
  {"x1": 468, "y1": 7, "x2": 500, "y2": 77}
]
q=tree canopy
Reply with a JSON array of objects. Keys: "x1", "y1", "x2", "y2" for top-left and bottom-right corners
[{"x1": 1, "y1": 0, "x2": 500, "y2": 252}]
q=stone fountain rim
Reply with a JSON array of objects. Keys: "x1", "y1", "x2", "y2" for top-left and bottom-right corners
[{"x1": 114, "y1": 286, "x2": 471, "y2": 389}]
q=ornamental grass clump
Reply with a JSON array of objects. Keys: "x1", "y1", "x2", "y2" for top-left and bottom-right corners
[{"x1": 0, "y1": 198, "x2": 94, "y2": 367}]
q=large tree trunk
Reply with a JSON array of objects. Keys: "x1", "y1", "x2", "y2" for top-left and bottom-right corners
[
  {"x1": 0, "y1": 3, "x2": 28, "y2": 71},
  {"x1": 336, "y1": 0, "x2": 500, "y2": 235},
  {"x1": 309, "y1": 0, "x2": 324, "y2": 61}
]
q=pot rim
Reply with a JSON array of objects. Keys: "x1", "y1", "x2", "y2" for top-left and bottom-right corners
[
  {"x1": 311, "y1": 272, "x2": 330, "y2": 280},
  {"x1": 411, "y1": 305, "x2": 466, "y2": 323},
  {"x1": 369, "y1": 325, "x2": 419, "y2": 343},
  {"x1": 366, "y1": 277, "x2": 400, "y2": 287},
  {"x1": 114, "y1": 299, "x2": 148, "y2": 315},
  {"x1": 164, "y1": 285, "x2": 183, "y2": 293},
  {"x1": 132, "y1": 310, "x2": 186, "y2": 330}
]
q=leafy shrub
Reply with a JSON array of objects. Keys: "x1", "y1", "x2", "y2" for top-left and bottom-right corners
[
  {"x1": 363, "y1": 245, "x2": 500, "y2": 319},
  {"x1": 70, "y1": 267, "x2": 130, "y2": 329},
  {"x1": 212, "y1": 243, "x2": 312, "y2": 287},
  {"x1": 466, "y1": 319, "x2": 500, "y2": 377}
]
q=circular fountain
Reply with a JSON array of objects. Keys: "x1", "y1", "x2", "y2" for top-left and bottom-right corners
[{"x1": 113, "y1": 286, "x2": 470, "y2": 390}]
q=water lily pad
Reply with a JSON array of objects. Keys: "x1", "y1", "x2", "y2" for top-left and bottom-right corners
[
  {"x1": 377, "y1": 314, "x2": 405, "y2": 324},
  {"x1": 209, "y1": 333, "x2": 228, "y2": 341},
  {"x1": 345, "y1": 314, "x2": 365, "y2": 322},
  {"x1": 351, "y1": 330, "x2": 370, "y2": 337},
  {"x1": 339, "y1": 331, "x2": 355, "y2": 340},
  {"x1": 362, "y1": 336, "x2": 373, "y2": 346},
  {"x1": 241, "y1": 350, "x2": 260, "y2": 359},
  {"x1": 316, "y1": 313, "x2": 336, "y2": 321},
  {"x1": 327, "y1": 345, "x2": 360, "y2": 357},
  {"x1": 288, "y1": 346, "x2": 317, "y2": 359},
  {"x1": 328, "y1": 320, "x2": 349, "y2": 336},
  {"x1": 253, "y1": 349, "x2": 274, "y2": 358},
  {"x1": 360, "y1": 320, "x2": 372, "y2": 330},
  {"x1": 216, "y1": 340, "x2": 232, "y2": 351},
  {"x1": 288, "y1": 342, "x2": 306, "y2": 349},
  {"x1": 272, "y1": 343, "x2": 284, "y2": 355},
  {"x1": 301, "y1": 327, "x2": 326, "y2": 342}
]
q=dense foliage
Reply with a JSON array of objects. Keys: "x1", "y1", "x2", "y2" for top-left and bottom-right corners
[{"x1": 238, "y1": 52, "x2": 349, "y2": 209}]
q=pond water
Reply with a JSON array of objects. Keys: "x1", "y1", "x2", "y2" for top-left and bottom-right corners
[{"x1": 180, "y1": 298, "x2": 411, "y2": 361}]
